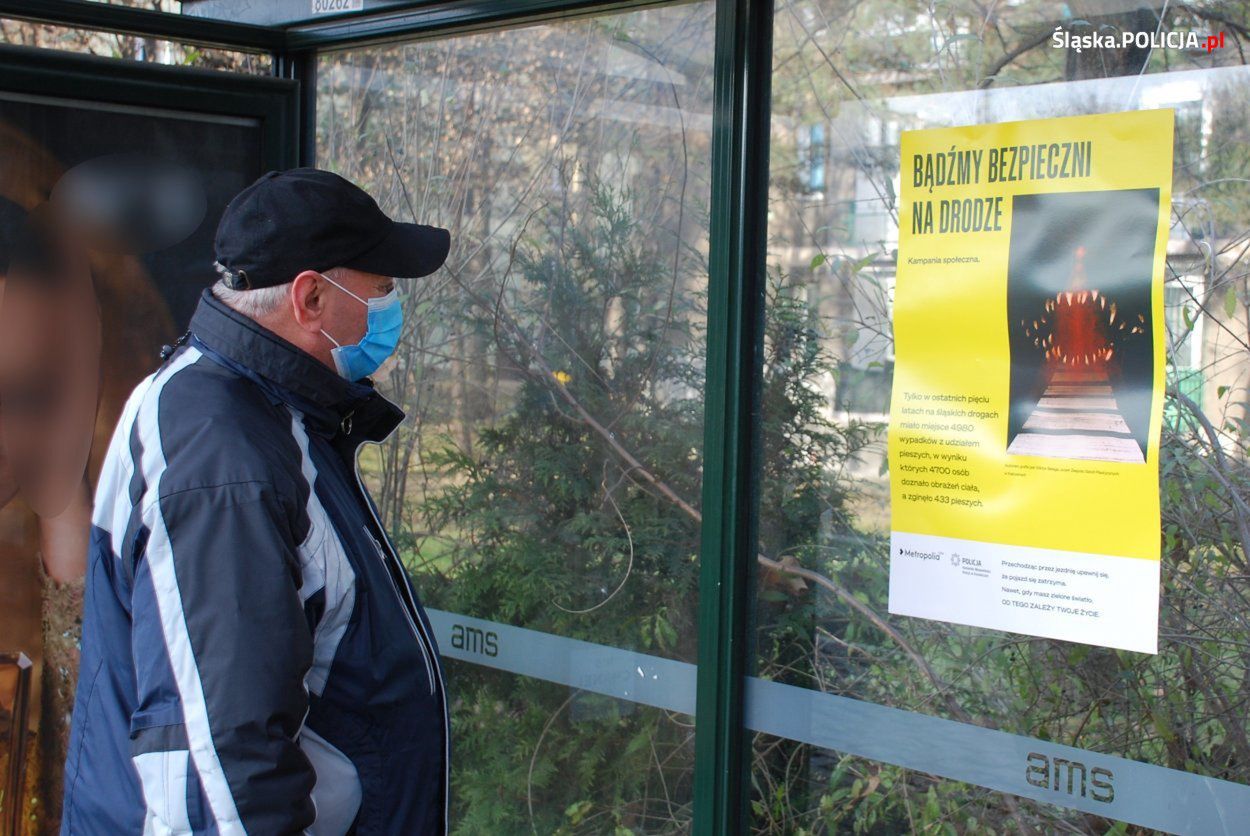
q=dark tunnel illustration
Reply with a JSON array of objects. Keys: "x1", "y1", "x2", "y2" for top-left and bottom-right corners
[{"x1": 1006, "y1": 189, "x2": 1161, "y2": 464}]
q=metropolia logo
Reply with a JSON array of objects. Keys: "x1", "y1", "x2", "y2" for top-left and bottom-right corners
[{"x1": 1052, "y1": 27, "x2": 1227, "y2": 53}]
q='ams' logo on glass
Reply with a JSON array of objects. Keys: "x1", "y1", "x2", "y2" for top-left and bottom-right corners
[
  {"x1": 1026, "y1": 752, "x2": 1114, "y2": 803},
  {"x1": 451, "y1": 624, "x2": 499, "y2": 657}
]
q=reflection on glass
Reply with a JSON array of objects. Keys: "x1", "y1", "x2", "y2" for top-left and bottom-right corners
[
  {"x1": 755, "y1": 0, "x2": 1250, "y2": 831},
  {"x1": 318, "y1": 6, "x2": 714, "y2": 832}
]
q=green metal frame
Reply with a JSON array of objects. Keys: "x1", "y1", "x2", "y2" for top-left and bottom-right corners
[
  {"x1": 0, "y1": 41, "x2": 299, "y2": 174},
  {"x1": 283, "y1": 0, "x2": 682, "y2": 49},
  {"x1": 0, "y1": 0, "x2": 682, "y2": 50},
  {"x1": 272, "y1": 47, "x2": 318, "y2": 167},
  {"x1": 694, "y1": 0, "x2": 772, "y2": 832},
  {"x1": 0, "y1": 0, "x2": 775, "y2": 831},
  {"x1": 0, "y1": 0, "x2": 283, "y2": 51}
]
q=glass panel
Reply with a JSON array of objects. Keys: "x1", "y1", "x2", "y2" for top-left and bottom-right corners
[
  {"x1": 753, "y1": 0, "x2": 1250, "y2": 831},
  {"x1": 317, "y1": 5, "x2": 714, "y2": 832},
  {"x1": 0, "y1": 13, "x2": 271, "y2": 72}
]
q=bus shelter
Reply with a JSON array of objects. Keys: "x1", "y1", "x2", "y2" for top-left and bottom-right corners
[{"x1": 0, "y1": 0, "x2": 1247, "y2": 832}]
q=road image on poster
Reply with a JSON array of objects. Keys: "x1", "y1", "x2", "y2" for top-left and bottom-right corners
[
  {"x1": 1006, "y1": 190, "x2": 1159, "y2": 465},
  {"x1": 887, "y1": 110, "x2": 1173, "y2": 654}
]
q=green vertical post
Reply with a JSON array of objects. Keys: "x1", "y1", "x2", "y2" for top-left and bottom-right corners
[
  {"x1": 694, "y1": 0, "x2": 774, "y2": 833},
  {"x1": 272, "y1": 48, "x2": 318, "y2": 167}
]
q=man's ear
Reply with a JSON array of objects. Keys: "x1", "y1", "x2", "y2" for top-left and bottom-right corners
[{"x1": 289, "y1": 270, "x2": 327, "y2": 333}]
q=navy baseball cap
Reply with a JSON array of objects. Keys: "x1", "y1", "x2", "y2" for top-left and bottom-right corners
[{"x1": 213, "y1": 168, "x2": 450, "y2": 290}]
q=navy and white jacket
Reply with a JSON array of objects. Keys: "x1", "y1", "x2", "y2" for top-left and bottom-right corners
[{"x1": 62, "y1": 290, "x2": 449, "y2": 835}]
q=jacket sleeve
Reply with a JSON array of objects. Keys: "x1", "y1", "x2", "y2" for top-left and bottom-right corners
[{"x1": 129, "y1": 479, "x2": 316, "y2": 835}]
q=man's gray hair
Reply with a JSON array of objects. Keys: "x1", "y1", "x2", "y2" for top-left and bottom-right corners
[
  {"x1": 210, "y1": 266, "x2": 348, "y2": 320},
  {"x1": 211, "y1": 279, "x2": 292, "y2": 319}
]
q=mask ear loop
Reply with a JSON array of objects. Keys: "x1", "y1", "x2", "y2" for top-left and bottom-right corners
[{"x1": 318, "y1": 272, "x2": 362, "y2": 349}]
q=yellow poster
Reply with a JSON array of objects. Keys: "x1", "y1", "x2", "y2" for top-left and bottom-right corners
[{"x1": 888, "y1": 110, "x2": 1173, "y2": 654}]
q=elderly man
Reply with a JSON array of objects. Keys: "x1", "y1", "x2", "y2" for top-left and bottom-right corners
[{"x1": 61, "y1": 169, "x2": 451, "y2": 835}]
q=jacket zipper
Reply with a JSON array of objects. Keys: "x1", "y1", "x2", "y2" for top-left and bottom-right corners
[
  {"x1": 350, "y1": 456, "x2": 445, "y2": 700},
  {"x1": 351, "y1": 433, "x2": 451, "y2": 836},
  {"x1": 362, "y1": 525, "x2": 436, "y2": 696}
]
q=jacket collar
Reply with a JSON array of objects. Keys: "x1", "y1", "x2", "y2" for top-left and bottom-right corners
[{"x1": 188, "y1": 288, "x2": 404, "y2": 442}]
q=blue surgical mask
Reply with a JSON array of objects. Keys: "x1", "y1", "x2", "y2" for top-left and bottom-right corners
[{"x1": 319, "y1": 273, "x2": 403, "y2": 381}]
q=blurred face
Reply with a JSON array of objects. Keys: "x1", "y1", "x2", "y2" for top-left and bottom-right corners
[{"x1": 0, "y1": 236, "x2": 100, "y2": 517}]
